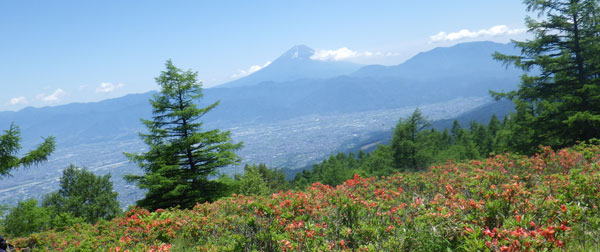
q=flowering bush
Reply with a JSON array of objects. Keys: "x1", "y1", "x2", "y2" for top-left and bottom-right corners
[{"x1": 10, "y1": 144, "x2": 600, "y2": 251}]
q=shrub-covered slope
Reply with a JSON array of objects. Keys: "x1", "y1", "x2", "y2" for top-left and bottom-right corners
[{"x1": 12, "y1": 144, "x2": 600, "y2": 251}]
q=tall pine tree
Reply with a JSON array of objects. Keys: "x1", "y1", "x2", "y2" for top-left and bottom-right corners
[
  {"x1": 494, "y1": 0, "x2": 600, "y2": 153},
  {"x1": 126, "y1": 60, "x2": 242, "y2": 210}
]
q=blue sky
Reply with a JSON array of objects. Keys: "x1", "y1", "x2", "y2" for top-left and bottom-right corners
[{"x1": 0, "y1": 0, "x2": 528, "y2": 111}]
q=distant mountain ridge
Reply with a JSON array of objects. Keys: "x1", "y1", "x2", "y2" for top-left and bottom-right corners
[
  {"x1": 1, "y1": 41, "x2": 522, "y2": 148},
  {"x1": 0, "y1": 92, "x2": 155, "y2": 148},
  {"x1": 0, "y1": 41, "x2": 523, "y2": 206},
  {"x1": 217, "y1": 45, "x2": 362, "y2": 88},
  {"x1": 199, "y1": 41, "x2": 521, "y2": 124},
  {"x1": 352, "y1": 41, "x2": 517, "y2": 80}
]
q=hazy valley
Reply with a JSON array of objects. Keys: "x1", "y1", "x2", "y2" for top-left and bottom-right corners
[{"x1": 0, "y1": 41, "x2": 519, "y2": 207}]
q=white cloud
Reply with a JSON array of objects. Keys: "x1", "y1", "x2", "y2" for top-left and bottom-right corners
[
  {"x1": 96, "y1": 82, "x2": 124, "y2": 93},
  {"x1": 8, "y1": 96, "x2": 28, "y2": 105},
  {"x1": 36, "y1": 89, "x2": 66, "y2": 103},
  {"x1": 311, "y1": 47, "x2": 362, "y2": 61},
  {"x1": 430, "y1": 25, "x2": 526, "y2": 43},
  {"x1": 230, "y1": 61, "x2": 271, "y2": 79},
  {"x1": 310, "y1": 47, "x2": 398, "y2": 61}
]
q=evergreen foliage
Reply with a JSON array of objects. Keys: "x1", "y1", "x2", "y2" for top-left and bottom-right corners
[
  {"x1": 391, "y1": 109, "x2": 432, "y2": 171},
  {"x1": 7, "y1": 1, "x2": 600, "y2": 243},
  {"x1": 125, "y1": 60, "x2": 242, "y2": 210},
  {"x1": 239, "y1": 164, "x2": 288, "y2": 193},
  {"x1": 293, "y1": 153, "x2": 363, "y2": 187},
  {"x1": 233, "y1": 166, "x2": 270, "y2": 196},
  {"x1": 10, "y1": 143, "x2": 600, "y2": 251},
  {"x1": 0, "y1": 124, "x2": 55, "y2": 176},
  {"x1": 42, "y1": 165, "x2": 121, "y2": 223},
  {"x1": 292, "y1": 112, "x2": 512, "y2": 187},
  {"x1": 216, "y1": 164, "x2": 289, "y2": 196},
  {"x1": 494, "y1": 0, "x2": 600, "y2": 153}
]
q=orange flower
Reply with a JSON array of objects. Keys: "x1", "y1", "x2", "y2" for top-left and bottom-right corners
[
  {"x1": 529, "y1": 221, "x2": 536, "y2": 228},
  {"x1": 464, "y1": 226, "x2": 473, "y2": 233},
  {"x1": 386, "y1": 225, "x2": 395, "y2": 232},
  {"x1": 560, "y1": 204, "x2": 567, "y2": 213},
  {"x1": 339, "y1": 240, "x2": 348, "y2": 248}
]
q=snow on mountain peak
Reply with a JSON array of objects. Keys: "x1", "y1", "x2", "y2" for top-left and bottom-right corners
[{"x1": 281, "y1": 45, "x2": 315, "y2": 60}]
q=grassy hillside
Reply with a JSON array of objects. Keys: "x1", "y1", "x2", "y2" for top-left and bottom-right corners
[{"x1": 10, "y1": 143, "x2": 600, "y2": 251}]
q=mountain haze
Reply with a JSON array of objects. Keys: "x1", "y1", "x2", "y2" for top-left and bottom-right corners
[
  {"x1": 0, "y1": 93, "x2": 153, "y2": 148},
  {"x1": 0, "y1": 41, "x2": 522, "y2": 206},
  {"x1": 1, "y1": 41, "x2": 521, "y2": 146},
  {"x1": 200, "y1": 41, "x2": 521, "y2": 124}
]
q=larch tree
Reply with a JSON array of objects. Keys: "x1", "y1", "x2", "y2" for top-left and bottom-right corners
[
  {"x1": 494, "y1": 0, "x2": 600, "y2": 153},
  {"x1": 391, "y1": 109, "x2": 431, "y2": 171},
  {"x1": 126, "y1": 60, "x2": 242, "y2": 210},
  {"x1": 0, "y1": 124, "x2": 55, "y2": 176}
]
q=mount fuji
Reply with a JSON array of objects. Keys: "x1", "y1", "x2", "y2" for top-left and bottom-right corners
[
  {"x1": 0, "y1": 41, "x2": 522, "y2": 206},
  {"x1": 217, "y1": 45, "x2": 362, "y2": 88}
]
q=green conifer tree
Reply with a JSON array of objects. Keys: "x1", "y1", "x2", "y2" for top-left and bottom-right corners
[
  {"x1": 450, "y1": 120, "x2": 463, "y2": 142},
  {"x1": 126, "y1": 60, "x2": 242, "y2": 210},
  {"x1": 391, "y1": 109, "x2": 431, "y2": 171},
  {"x1": 494, "y1": 0, "x2": 600, "y2": 153},
  {"x1": 488, "y1": 115, "x2": 501, "y2": 136},
  {"x1": 0, "y1": 124, "x2": 55, "y2": 176},
  {"x1": 234, "y1": 166, "x2": 270, "y2": 196}
]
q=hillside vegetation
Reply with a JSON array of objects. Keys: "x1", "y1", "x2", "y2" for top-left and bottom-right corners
[
  {"x1": 2, "y1": 1, "x2": 600, "y2": 250},
  {"x1": 10, "y1": 142, "x2": 600, "y2": 251}
]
